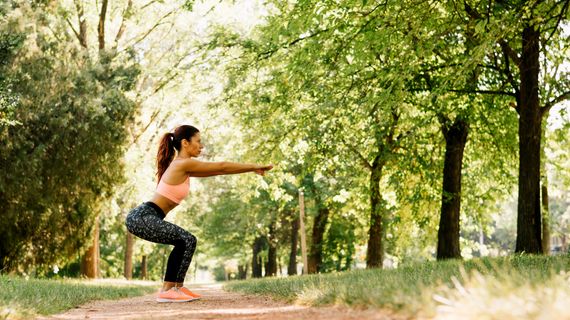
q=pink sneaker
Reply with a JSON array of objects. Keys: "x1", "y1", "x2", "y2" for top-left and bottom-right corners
[
  {"x1": 178, "y1": 286, "x2": 202, "y2": 300},
  {"x1": 156, "y1": 287, "x2": 194, "y2": 303}
]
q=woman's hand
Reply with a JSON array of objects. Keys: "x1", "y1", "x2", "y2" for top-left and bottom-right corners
[{"x1": 254, "y1": 164, "x2": 274, "y2": 176}]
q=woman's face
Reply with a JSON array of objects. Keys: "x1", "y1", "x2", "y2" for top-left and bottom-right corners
[{"x1": 184, "y1": 133, "x2": 203, "y2": 157}]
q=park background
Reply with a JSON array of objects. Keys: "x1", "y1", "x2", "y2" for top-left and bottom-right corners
[{"x1": 1, "y1": 0, "x2": 570, "y2": 317}]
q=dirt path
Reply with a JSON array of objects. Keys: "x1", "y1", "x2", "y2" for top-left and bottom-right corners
[{"x1": 38, "y1": 283, "x2": 403, "y2": 320}]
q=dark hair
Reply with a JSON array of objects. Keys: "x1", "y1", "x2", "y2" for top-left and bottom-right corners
[{"x1": 156, "y1": 125, "x2": 200, "y2": 182}]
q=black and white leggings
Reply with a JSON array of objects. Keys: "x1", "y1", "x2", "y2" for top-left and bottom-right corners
[{"x1": 125, "y1": 202, "x2": 197, "y2": 283}]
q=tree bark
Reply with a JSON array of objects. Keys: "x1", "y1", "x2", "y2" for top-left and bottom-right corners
[
  {"x1": 251, "y1": 236, "x2": 265, "y2": 278},
  {"x1": 266, "y1": 244, "x2": 277, "y2": 277},
  {"x1": 98, "y1": 0, "x2": 109, "y2": 50},
  {"x1": 515, "y1": 25, "x2": 543, "y2": 254},
  {"x1": 437, "y1": 118, "x2": 469, "y2": 260},
  {"x1": 124, "y1": 231, "x2": 134, "y2": 279},
  {"x1": 266, "y1": 223, "x2": 278, "y2": 277},
  {"x1": 114, "y1": 0, "x2": 133, "y2": 46},
  {"x1": 366, "y1": 156, "x2": 385, "y2": 268},
  {"x1": 541, "y1": 117, "x2": 551, "y2": 255},
  {"x1": 80, "y1": 217, "x2": 99, "y2": 278},
  {"x1": 74, "y1": 0, "x2": 88, "y2": 49},
  {"x1": 541, "y1": 181, "x2": 550, "y2": 254},
  {"x1": 308, "y1": 206, "x2": 330, "y2": 273},
  {"x1": 288, "y1": 214, "x2": 299, "y2": 276},
  {"x1": 141, "y1": 255, "x2": 148, "y2": 280},
  {"x1": 237, "y1": 264, "x2": 248, "y2": 279}
]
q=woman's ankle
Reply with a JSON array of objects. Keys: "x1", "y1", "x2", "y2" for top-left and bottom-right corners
[{"x1": 162, "y1": 281, "x2": 177, "y2": 291}]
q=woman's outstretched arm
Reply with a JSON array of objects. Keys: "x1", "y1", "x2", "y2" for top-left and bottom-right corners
[{"x1": 180, "y1": 158, "x2": 273, "y2": 177}]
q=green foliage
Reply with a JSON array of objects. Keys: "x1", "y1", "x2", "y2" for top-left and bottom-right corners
[
  {"x1": 0, "y1": 29, "x2": 25, "y2": 127},
  {"x1": 321, "y1": 212, "x2": 356, "y2": 272},
  {"x1": 204, "y1": 0, "x2": 526, "y2": 267},
  {"x1": 0, "y1": 3, "x2": 140, "y2": 273},
  {"x1": 0, "y1": 0, "x2": 567, "y2": 278}
]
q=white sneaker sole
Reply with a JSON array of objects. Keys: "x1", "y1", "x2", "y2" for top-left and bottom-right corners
[{"x1": 156, "y1": 298, "x2": 195, "y2": 303}]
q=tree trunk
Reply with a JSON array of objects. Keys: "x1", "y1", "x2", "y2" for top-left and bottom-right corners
[
  {"x1": 81, "y1": 217, "x2": 99, "y2": 278},
  {"x1": 114, "y1": 0, "x2": 133, "y2": 46},
  {"x1": 515, "y1": 25, "x2": 543, "y2": 254},
  {"x1": 237, "y1": 264, "x2": 247, "y2": 279},
  {"x1": 266, "y1": 223, "x2": 278, "y2": 277},
  {"x1": 124, "y1": 231, "x2": 134, "y2": 279},
  {"x1": 141, "y1": 255, "x2": 148, "y2": 280},
  {"x1": 437, "y1": 118, "x2": 469, "y2": 260},
  {"x1": 266, "y1": 244, "x2": 277, "y2": 277},
  {"x1": 366, "y1": 157, "x2": 385, "y2": 268},
  {"x1": 98, "y1": 0, "x2": 108, "y2": 50},
  {"x1": 288, "y1": 214, "x2": 299, "y2": 276},
  {"x1": 74, "y1": 0, "x2": 88, "y2": 49},
  {"x1": 541, "y1": 118, "x2": 550, "y2": 255},
  {"x1": 308, "y1": 206, "x2": 330, "y2": 273},
  {"x1": 541, "y1": 181, "x2": 550, "y2": 254},
  {"x1": 252, "y1": 236, "x2": 264, "y2": 278},
  {"x1": 0, "y1": 254, "x2": 5, "y2": 274}
]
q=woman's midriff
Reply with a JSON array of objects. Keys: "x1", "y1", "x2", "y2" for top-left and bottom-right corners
[{"x1": 149, "y1": 193, "x2": 178, "y2": 216}]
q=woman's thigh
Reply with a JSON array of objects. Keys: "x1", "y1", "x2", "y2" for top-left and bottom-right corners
[{"x1": 127, "y1": 207, "x2": 189, "y2": 245}]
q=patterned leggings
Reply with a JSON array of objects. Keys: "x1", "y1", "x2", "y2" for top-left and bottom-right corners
[{"x1": 125, "y1": 202, "x2": 197, "y2": 283}]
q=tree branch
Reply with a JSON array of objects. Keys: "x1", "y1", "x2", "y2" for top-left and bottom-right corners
[
  {"x1": 500, "y1": 42, "x2": 518, "y2": 89},
  {"x1": 98, "y1": 0, "x2": 109, "y2": 50},
  {"x1": 543, "y1": 91, "x2": 570, "y2": 114},
  {"x1": 258, "y1": 28, "x2": 330, "y2": 60},
  {"x1": 500, "y1": 41, "x2": 521, "y2": 111},
  {"x1": 114, "y1": 0, "x2": 133, "y2": 47},
  {"x1": 66, "y1": 18, "x2": 81, "y2": 42},
  {"x1": 340, "y1": 137, "x2": 372, "y2": 171},
  {"x1": 464, "y1": 1, "x2": 521, "y2": 67},
  {"x1": 437, "y1": 112, "x2": 450, "y2": 139},
  {"x1": 447, "y1": 88, "x2": 516, "y2": 96},
  {"x1": 123, "y1": 7, "x2": 179, "y2": 50},
  {"x1": 386, "y1": 108, "x2": 399, "y2": 146},
  {"x1": 543, "y1": 0, "x2": 570, "y2": 45},
  {"x1": 332, "y1": 1, "x2": 386, "y2": 63},
  {"x1": 499, "y1": 40, "x2": 521, "y2": 68},
  {"x1": 73, "y1": 0, "x2": 88, "y2": 49}
]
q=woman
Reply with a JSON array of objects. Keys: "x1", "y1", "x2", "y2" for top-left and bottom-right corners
[{"x1": 126, "y1": 125, "x2": 273, "y2": 303}]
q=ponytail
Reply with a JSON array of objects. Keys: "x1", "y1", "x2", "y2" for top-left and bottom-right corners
[
  {"x1": 156, "y1": 125, "x2": 200, "y2": 182},
  {"x1": 157, "y1": 132, "x2": 175, "y2": 182}
]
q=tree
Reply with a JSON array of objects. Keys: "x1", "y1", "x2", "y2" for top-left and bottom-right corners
[
  {"x1": 0, "y1": 2, "x2": 139, "y2": 273},
  {"x1": 451, "y1": 1, "x2": 570, "y2": 254},
  {"x1": 209, "y1": 1, "x2": 429, "y2": 268},
  {"x1": 437, "y1": 114, "x2": 469, "y2": 259}
]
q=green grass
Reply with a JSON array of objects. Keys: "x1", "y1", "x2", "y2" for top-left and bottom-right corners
[
  {"x1": 0, "y1": 276, "x2": 157, "y2": 319},
  {"x1": 225, "y1": 255, "x2": 570, "y2": 318}
]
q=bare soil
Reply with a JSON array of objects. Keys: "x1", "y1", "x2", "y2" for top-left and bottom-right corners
[{"x1": 37, "y1": 283, "x2": 406, "y2": 320}]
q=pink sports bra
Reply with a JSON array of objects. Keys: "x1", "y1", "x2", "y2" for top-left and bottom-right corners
[{"x1": 156, "y1": 176, "x2": 190, "y2": 204}]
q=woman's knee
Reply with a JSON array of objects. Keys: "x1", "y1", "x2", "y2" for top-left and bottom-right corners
[
  {"x1": 175, "y1": 230, "x2": 196, "y2": 247},
  {"x1": 183, "y1": 232, "x2": 197, "y2": 247}
]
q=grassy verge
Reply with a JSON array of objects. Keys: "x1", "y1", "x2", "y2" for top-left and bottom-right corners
[
  {"x1": 0, "y1": 276, "x2": 157, "y2": 319},
  {"x1": 225, "y1": 255, "x2": 570, "y2": 318}
]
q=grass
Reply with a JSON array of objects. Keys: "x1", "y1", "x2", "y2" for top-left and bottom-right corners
[
  {"x1": 0, "y1": 276, "x2": 157, "y2": 319},
  {"x1": 224, "y1": 255, "x2": 570, "y2": 318}
]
